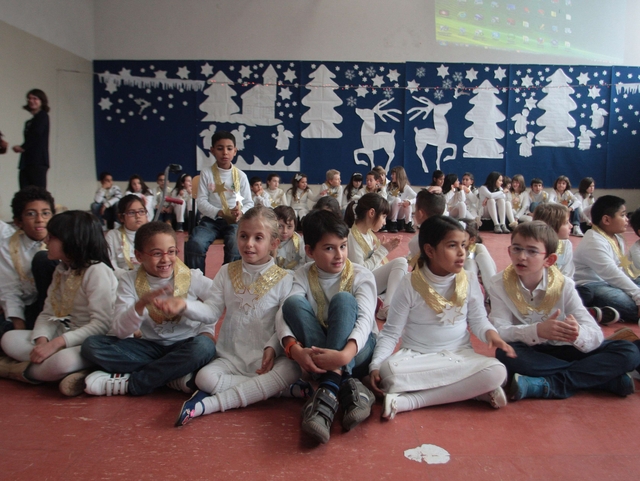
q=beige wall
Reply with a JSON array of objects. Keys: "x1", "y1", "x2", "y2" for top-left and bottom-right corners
[{"x1": 0, "y1": 20, "x2": 96, "y2": 219}]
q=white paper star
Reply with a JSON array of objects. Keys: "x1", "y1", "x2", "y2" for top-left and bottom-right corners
[
  {"x1": 387, "y1": 69, "x2": 401, "y2": 83},
  {"x1": 436, "y1": 64, "x2": 449, "y2": 78},
  {"x1": 521, "y1": 75, "x2": 533, "y2": 87},
  {"x1": 525, "y1": 97, "x2": 538, "y2": 110},
  {"x1": 98, "y1": 98, "x2": 112, "y2": 110},
  {"x1": 407, "y1": 80, "x2": 420, "y2": 93},
  {"x1": 372, "y1": 75, "x2": 385, "y2": 88},
  {"x1": 240, "y1": 65, "x2": 252, "y2": 78},
  {"x1": 283, "y1": 68, "x2": 297, "y2": 82},
  {"x1": 494, "y1": 66, "x2": 507, "y2": 82},
  {"x1": 176, "y1": 66, "x2": 190, "y2": 79},
  {"x1": 576, "y1": 72, "x2": 590, "y2": 85},
  {"x1": 278, "y1": 87, "x2": 292, "y2": 100},
  {"x1": 466, "y1": 68, "x2": 478, "y2": 82},
  {"x1": 154, "y1": 70, "x2": 167, "y2": 79},
  {"x1": 588, "y1": 87, "x2": 601, "y2": 99},
  {"x1": 200, "y1": 63, "x2": 213, "y2": 77},
  {"x1": 105, "y1": 81, "x2": 118, "y2": 94},
  {"x1": 356, "y1": 86, "x2": 369, "y2": 97},
  {"x1": 118, "y1": 68, "x2": 132, "y2": 78}
]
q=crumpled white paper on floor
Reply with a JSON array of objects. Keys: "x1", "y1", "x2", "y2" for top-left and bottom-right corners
[{"x1": 404, "y1": 444, "x2": 451, "y2": 464}]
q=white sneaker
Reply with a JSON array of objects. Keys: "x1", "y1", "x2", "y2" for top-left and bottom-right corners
[
  {"x1": 478, "y1": 387, "x2": 507, "y2": 409},
  {"x1": 572, "y1": 225, "x2": 584, "y2": 237},
  {"x1": 382, "y1": 393, "x2": 399, "y2": 420},
  {"x1": 166, "y1": 374, "x2": 194, "y2": 394},
  {"x1": 85, "y1": 371, "x2": 130, "y2": 396}
]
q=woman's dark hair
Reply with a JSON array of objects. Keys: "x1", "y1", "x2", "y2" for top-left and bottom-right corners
[
  {"x1": 483, "y1": 171, "x2": 503, "y2": 193},
  {"x1": 430, "y1": 170, "x2": 445, "y2": 186},
  {"x1": 417, "y1": 215, "x2": 465, "y2": 268},
  {"x1": 314, "y1": 196, "x2": 342, "y2": 217},
  {"x1": 442, "y1": 173, "x2": 459, "y2": 195},
  {"x1": 303, "y1": 209, "x2": 349, "y2": 250},
  {"x1": 344, "y1": 193, "x2": 390, "y2": 227},
  {"x1": 174, "y1": 173, "x2": 192, "y2": 193},
  {"x1": 288, "y1": 172, "x2": 309, "y2": 195},
  {"x1": 23, "y1": 89, "x2": 50, "y2": 113},
  {"x1": 578, "y1": 177, "x2": 595, "y2": 197},
  {"x1": 126, "y1": 174, "x2": 152, "y2": 196},
  {"x1": 117, "y1": 194, "x2": 146, "y2": 217},
  {"x1": 11, "y1": 186, "x2": 55, "y2": 220},
  {"x1": 47, "y1": 211, "x2": 112, "y2": 272},
  {"x1": 345, "y1": 172, "x2": 363, "y2": 201}
]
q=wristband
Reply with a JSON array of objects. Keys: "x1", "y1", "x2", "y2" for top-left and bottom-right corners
[{"x1": 284, "y1": 338, "x2": 303, "y2": 360}]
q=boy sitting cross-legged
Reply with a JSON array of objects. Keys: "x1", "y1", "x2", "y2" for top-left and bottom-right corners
[
  {"x1": 276, "y1": 209, "x2": 378, "y2": 444},
  {"x1": 489, "y1": 221, "x2": 640, "y2": 400},
  {"x1": 78, "y1": 222, "x2": 217, "y2": 397}
]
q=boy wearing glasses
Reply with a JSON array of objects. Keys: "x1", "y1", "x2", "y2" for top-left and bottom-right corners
[
  {"x1": 0, "y1": 186, "x2": 57, "y2": 333},
  {"x1": 488, "y1": 221, "x2": 640, "y2": 401},
  {"x1": 80, "y1": 222, "x2": 216, "y2": 397}
]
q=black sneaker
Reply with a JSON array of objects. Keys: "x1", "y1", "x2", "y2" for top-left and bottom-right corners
[
  {"x1": 301, "y1": 387, "x2": 339, "y2": 444},
  {"x1": 339, "y1": 378, "x2": 375, "y2": 431},
  {"x1": 600, "y1": 306, "x2": 621, "y2": 325}
]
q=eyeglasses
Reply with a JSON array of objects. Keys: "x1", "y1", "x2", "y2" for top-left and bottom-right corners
[
  {"x1": 24, "y1": 210, "x2": 53, "y2": 219},
  {"x1": 142, "y1": 248, "x2": 179, "y2": 259},
  {"x1": 125, "y1": 209, "x2": 147, "y2": 217},
  {"x1": 508, "y1": 245, "x2": 547, "y2": 258}
]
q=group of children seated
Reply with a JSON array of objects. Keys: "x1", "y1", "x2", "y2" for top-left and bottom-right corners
[{"x1": 1, "y1": 130, "x2": 640, "y2": 446}]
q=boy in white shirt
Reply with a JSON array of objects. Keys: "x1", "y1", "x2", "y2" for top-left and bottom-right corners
[
  {"x1": 265, "y1": 173, "x2": 285, "y2": 208},
  {"x1": 276, "y1": 210, "x2": 377, "y2": 444},
  {"x1": 407, "y1": 188, "x2": 446, "y2": 261},
  {"x1": 490, "y1": 221, "x2": 640, "y2": 400},
  {"x1": 249, "y1": 177, "x2": 272, "y2": 207},
  {"x1": 318, "y1": 169, "x2": 343, "y2": 210},
  {"x1": 91, "y1": 172, "x2": 122, "y2": 229},
  {"x1": 273, "y1": 206, "x2": 306, "y2": 271}
]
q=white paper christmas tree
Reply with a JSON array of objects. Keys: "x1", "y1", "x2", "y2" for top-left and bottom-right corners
[
  {"x1": 199, "y1": 71, "x2": 240, "y2": 122},
  {"x1": 463, "y1": 79, "x2": 505, "y2": 158},
  {"x1": 535, "y1": 68, "x2": 577, "y2": 148},
  {"x1": 301, "y1": 64, "x2": 343, "y2": 138}
]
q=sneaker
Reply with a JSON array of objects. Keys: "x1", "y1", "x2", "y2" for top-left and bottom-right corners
[
  {"x1": 166, "y1": 374, "x2": 194, "y2": 394},
  {"x1": 289, "y1": 379, "x2": 314, "y2": 399},
  {"x1": 388, "y1": 221, "x2": 398, "y2": 234},
  {"x1": 301, "y1": 387, "x2": 339, "y2": 444},
  {"x1": 572, "y1": 225, "x2": 584, "y2": 237},
  {"x1": 84, "y1": 371, "x2": 130, "y2": 396},
  {"x1": 588, "y1": 307, "x2": 602, "y2": 323},
  {"x1": 494, "y1": 225, "x2": 503, "y2": 234},
  {"x1": 500, "y1": 224, "x2": 511, "y2": 234},
  {"x1": 606, "y1": 327, "x2": 640, "y2": 342},
  {"x1": 175, "y1": 390, "x2": 209, "y2": 427},
  {"x1": 59, "y1": 369, "x2": 92, "y2": 397},
  {"x1": 476, "y1": 387, "x2": 508, "y2": 409},
  {"x1": 509, "y1": 373, "x2": 550, "y2": 401},
  {"x1": 598, "y1": 373, "x2": 636, "y2": 397},
  {"x1": 404, "y1": 222, "x2": 416, "y2": 233},
  {"x1": 381, "y1": 393, "x2": 399, "y2": 420},
  {"x1": 339, "y1": 378, "x2": 375, "y2": 431},
  {"x1": 176, "y1": 222, "x2": 184, "y2": 232},
  {"x1": 599, "y1": 306, "x2": 621, "y2": 326}
]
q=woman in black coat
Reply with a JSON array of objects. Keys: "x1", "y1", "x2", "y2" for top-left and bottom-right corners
[{"x1": 13, "y1": 89, "x2": 50, "y2": 189}]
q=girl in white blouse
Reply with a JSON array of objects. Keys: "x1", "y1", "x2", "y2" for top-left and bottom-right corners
[
  {"x1": 369, "y1": 215, "x2": 514, "y2": 419},
  {"x1": 387, "y1": 166, "x2": 417, "y2": 233},
  {"x1": 105, "y1": 195, "x2": 148, "y2": 280},
  {"x1": 285, "y1": 173, "x2": 318, "y2": 226},
  {"x1": 478, "y1": 171, "x2": 509, "y2": 234}
]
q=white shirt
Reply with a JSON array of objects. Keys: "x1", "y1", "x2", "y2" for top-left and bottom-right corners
[
  {"x1": 555, "y1": 239, "x2": 575, "y2": 279},
  {"x1": 549, "y1": 190, "x2": 579, "y2": 210},
  {"x1": 251, "y1": 190, "x2": 272, "y2": 207},
  {"x1": 574, "y1": 228, "x2": 640, "y2": 304},
  {"x1": 196, "y1": 164, "x2": 253, "y2": 220},
  {"x1": 113, "y1": 267, "x2": 216, "y2": 346},
  {"x1": 276, "y1": 233, "x2": 306, "y2": 272},
  {"x1": 347, "y1": 228, "x2": 388, "y2": 271},
  {"x1": 370, "y1": 265, "x2": 494, "y2": 372},
  {"x1": 94, "y1": 185, "x2": 122, "y2": 207},
  {"x1": 489, "y1": 268, "x2": 603, "y2": 352},
  {"x1": 265, "y1": 187, "x2": 285, "y2": 207},
  {"x1": 509, "y1": 191, "x2": 531, "y2": 218},
  {"x1": 320, "y1": 183, "x2": 344, "y2": 209},
  {"x1": 32, "y1": 262, "x2": 117, "y2": 348},
  {"x1": 105, "y1": 227, "x2": 139, "y2": 280},
  {"x1": 276, "y1": 261, "x2": 378, "y2": 354}
]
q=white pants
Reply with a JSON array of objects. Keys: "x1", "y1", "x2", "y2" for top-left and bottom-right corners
[
  {"x1": 482, "y1": 198, "x2": 506, "y2": 226},
  {"x1": 389, "y1": 198, "x2": 412, "y2": 222},
  {"x1": 1, "y1": 330, "x2": 91, "y2": 382},
  {"x1": 448, "y1": 201, "x2": 468, "y2": 220},
  {"x1": 373, "y1": 257, "x2": 408, "y2": 307}
]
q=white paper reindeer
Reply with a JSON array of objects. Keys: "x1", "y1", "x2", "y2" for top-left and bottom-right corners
[
  {"x1": 353, "y1": 98, "x2": 401, "y2": 171},
  {"x1": 408, "y1": 97, "x2": 457, "y2": 173}
]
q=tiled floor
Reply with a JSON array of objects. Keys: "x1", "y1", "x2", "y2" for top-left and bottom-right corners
[{"x1": 1, "y1": 227, "x2": 639, "y2": 480}]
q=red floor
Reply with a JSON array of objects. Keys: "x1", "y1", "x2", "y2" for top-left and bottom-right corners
[{"x1": 1, "y1": 228, "x2": 639, "y2": 480}]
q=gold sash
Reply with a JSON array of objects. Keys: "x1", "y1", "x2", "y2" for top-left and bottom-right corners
[
  {"x1": 9, "y1": 230, "x2": 44, "y2": 283},
  {"x1": 135, "y1": 258, "x2": 191, "y2": 324},
  {"x1": 411, "y1": 267, "x2": 468, "y2": 314},
  {"x1": 50, "y1": 268, "x2": 85, "y2": 318},
  {"x1": 512, "y1": 195, "x2": 521, "y2": 212},
  {"x1": 388, "y1": 186, "x2": 400, "y2": 198},
  {"x1": 119, "y1": 227, "x2": 134, "y2": 270},
  {"x1": 276, "y1": 233, "x2": 302, "y2": 270},
  {"x1": 350, "y1": 225, "x2": 388, "y2": 265},
  {"x1": 228, "y1": 260, "x2": 287, "y2": 308},
  {"x1": 211, "y1": 163, "x2": 241, "y2": 224},
  {"x1": 308, "y1": 259, "x2": 354, "y2": 327},
  {"x1": 503, "y1": 264, "x2": 564, "y2": 316},
  {"x1": 592, "y1": 225, "x2": 640, "y2": 279}
]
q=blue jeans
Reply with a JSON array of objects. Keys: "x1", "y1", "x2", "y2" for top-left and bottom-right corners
[
  {"x1": 282, "y1": 292, "x2": 376, "y2": 378},
  {"x1": 90, "y1": 202, "x2": 117, "y2": 229},
  {"x1": 184, "y1": 216, "x2": 239, "y2": 272},
  {"x1": 496, "y1": 340, "x2": 640, "y2": 398},
  {"x1": 81, "y1": 335, "x2": 216, "y2": 396},
  {"x1": 570, "y1": 207, "x2": 581, "y2": 226},
  {"x1": 577, "y1": 279, "x2": 640, "y2": 322}
]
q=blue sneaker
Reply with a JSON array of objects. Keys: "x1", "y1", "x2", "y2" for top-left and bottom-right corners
[
  {"x1": 509, "y1": 373, "x2": 550, "y2": 401},
  {"x1": 174, "y1": 390, "x2": 208, "y2": 427},
  {"x1": 598, "y1": 373, "x2": 636, "y2": 397}
]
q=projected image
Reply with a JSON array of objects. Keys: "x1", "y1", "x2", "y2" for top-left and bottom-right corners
[{"x1": 435, "y1": 0, "x2": 626, "y2": 63}]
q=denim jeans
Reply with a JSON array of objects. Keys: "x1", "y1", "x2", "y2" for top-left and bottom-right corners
[
  {"x1": 576, "y1": 279, "x2": 640, "y2": 322},
  {"x1": 90, "y1": 202, "x2": 117, "y2": 229},
  {"x1": 282, "y1": 292, "x2": 376, "y2": 378},
  {"x1": 184, "y1": 216, "x2": 239, "y2": 272},
  {"x1": 496, "y1": 340, "x2": 640, "y2": 398},
  {"x1": 81, "y1": 335, "x2": 216, "y2": 396}
]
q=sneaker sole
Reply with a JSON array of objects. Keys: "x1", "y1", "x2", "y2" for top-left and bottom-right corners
[
  {"x1": 606, "y1": 327, "x2": 640, "y2": 343},
  {"x1": 301, "y1": 418, "x2": 331, "y2": 444},
  {"x1": 341, "y1": 399, "x2": 374, "y2": 431},
  {"x1": 59, "y1": 370, "x2": 92, "y2": 397}
]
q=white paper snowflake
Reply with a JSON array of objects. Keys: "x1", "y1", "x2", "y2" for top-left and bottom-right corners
[
  {"x1": 616, "y1": 71, "x2": 621, "y2": 77},
  {"x1": 335, "y1": 66, "x2": 340, "y2": 71},
  {"x1": 615, "y1": 108, "x2": 620, "y2": 113},
  {"x1": 443, "y1": 79, "x2": 453, "y2": 89},
  {"x1": 633, "y1": 130, "x2": 638, "y2": 135},
  {"x1": 601, "y1": 131, "x2": 606, "y2": 136},
  {"x1": 576, "y1": 93, "x2": 581, "y2": 98},
  {"x1": 453, "y1": 71, "x2": 463, "y2": 82},
  {"x1": 346, "y1": 96, "x2": 357, "y2": 107},
  {"x1": 383, "y1": 88, "x2": 393, "y2": 99},
  {"x1": 624, "y1": 123, "x2": 629, "y2": 128},
  {"x1": 416, "y1": 67, "x2": 426, "y2": 78},
  {"x1": 366, "y1": 66, "x2": 376, "y2": 77},
  {"x1": 580, "y1": 113, "x2": 585, "y2": 118},
  {"x1": 629, "y1": 105, "x2": 634, "y2": 110},
  {"x1": 597, "y1": 143, "x2": 602, "y2": 148},
  {"x1": 434, "y1": 90, "x2": 444, "y2": 100},
  {"x1": 613, "y1": 129, "x2": 618, "y2": 134},
  {"x1": 618, "y1": 116, "x2": 623, "y2": 121},
  {"x1": 379, "y1": 66, "x2": 385, "y2": 72}
]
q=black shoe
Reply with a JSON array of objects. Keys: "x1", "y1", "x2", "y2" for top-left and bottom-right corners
[
  {"x1": 339, "y1": 378, "x2": 375, "y2": 431},
  {"x1": 404, "y1": 221, "x2": 415, "y2": 233},
  {"x1": 396, "y1": 219, "x2": 406, "y2": 232},
  {"x1": 387, "y1": 221, "x2": 398, "y2": 233},
  {"x1": 301, "y1": 387, "x2": 339, "y2": 444}
]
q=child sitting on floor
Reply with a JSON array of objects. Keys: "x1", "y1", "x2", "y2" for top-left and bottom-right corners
[
  {"x1": 489, "y1": 221, "x2": 640, "y2": 401},
  {"x1": 273, "y1": 205, "x2": 306, "y2": 271},
  {"x1": 105, "y1": 195, "x2": 148, "y2": 280},
  {"x1": 369, "y1": 216, "x2": 513, "y2": 419},
  {"x1": 277, "y1": 209, "x2": 378, "y2": 444},
  {"x1": 533, "y1": 203, "x2": 575, "y2": 278},
  {"x1": 91, "y1": 171, "x2": 122, "y2": 229},
  {"x1": 319, "y1": 169, "x2": 343, "y2": 210}
]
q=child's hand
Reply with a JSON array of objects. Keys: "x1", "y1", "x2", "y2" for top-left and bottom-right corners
[
  {"x1": 369, "y1": 369, "x2": 385, "y2": 397},
  {"x1": 135, "y1": 286, "x2": 172, "y2": 316},
  {"x1": 536, "y1": 309, "x2": 579, "y2": 343},
  {"x1": 381, "y1": 235, "x2": 401, "y2": 252},
  {"x1": 309, "y1": 346, "x2": 347, "y2": 371},
  {"x1": 486, "y1": 330, "x2": 517, "y2": 358},
  {"x1": 153, "y1": 297, "x2": 187, "y2": 317},
  {"x1": 30, "y1": 336, "x2": 65, "y2": 363},
  {"x1": 291, "y1": 346, "x2": 326, "y2": 374},
  {"x1": 230, "y1": 203, "x2": 242, "y2": 222},
  {"x1": 256, "y1": 347, "x2": 276, "y2": 374}
]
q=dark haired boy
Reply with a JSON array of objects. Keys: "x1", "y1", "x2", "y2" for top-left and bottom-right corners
[
  {"x1": 574, "y1": 195, "x2": 640, "y2": 324},
  {"x1": 250, "y1": 176, "x2": 271, "y2": 207},
  {"x1": 408, "y1": 188, "x2": 447, "y2": 261},
  {"x1": 91, "y1": 171, "x2": 122, "y2": 230},
  {"x1": 490, "y1": 221, "x2": 640, "y2": 400},
  {"x1": 184, "y1": 131, "x2": 253, "y2": 271},
  {"x1": 276, "y1": 210, "x2": 377, "y2": 444},
  {"x1": 528, "y1": 178, "x2": 548, "y2": 214},
  {"x1": 273, "y1": 205, "x2": 305, "y2": 271},
  {"x1": 0, "y1": 187, "x2": 57, "y2": 332}
]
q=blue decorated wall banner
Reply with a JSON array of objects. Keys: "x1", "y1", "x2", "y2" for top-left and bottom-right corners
[{"x1": 94, "y1": 60, "x2": 640, "y2": 189}]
